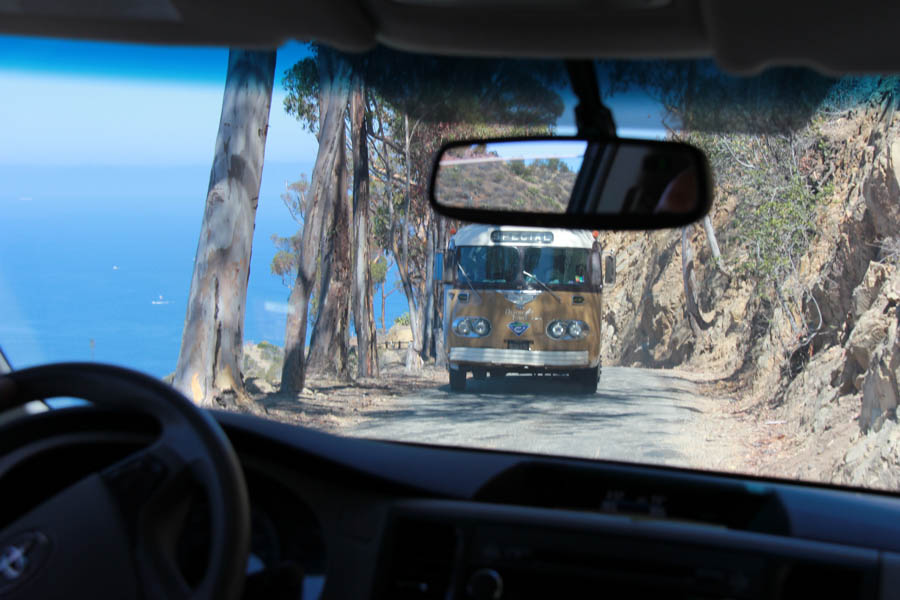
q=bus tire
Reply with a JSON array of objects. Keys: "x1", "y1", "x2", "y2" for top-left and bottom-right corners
[
  {"x1": 574, "y1": 365, "x2": 600, "y2": 394},
  {"x1": 449, "y1": 369, "x2": 467, "y2": 392}
]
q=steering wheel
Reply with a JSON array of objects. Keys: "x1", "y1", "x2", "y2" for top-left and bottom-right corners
[{"x1": 0, "y1": 363, "x2": 250, "y2": 600}]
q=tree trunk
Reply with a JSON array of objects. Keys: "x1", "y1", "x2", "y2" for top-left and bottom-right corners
[
  {"x1": 433, "y1": 217, "x2": 448, "y2": 368},
  {"x1": 281, "y1": 53, "x2": 351, "y2": 393},
  {"x1": 173, "y1": 49, "x2": 275, "y2": 410},
  {"x1": 350, "y1": 79, "x2": 379, "y2": 378},
  {"x1": 398, "y1": 114, "x2": 423, "y2": 371},
  {"x1": 681, "y1": 226, "x2": 713, "y2": 334},
  {"x1": 380, "y1": 282, "x2": 388, "y2": 332},
  {"x1": 422, "y1": 216, "x2": 436, "y2": 360},
  {"x1": 366, "y1": 275, "x2": 379, "y2": 367},
  {"x1": 307, "y1": 129, "x2": 351, "y2": 377},
  {"x1": 701, "y1": 214, "x2": 723, "y2": 265}
]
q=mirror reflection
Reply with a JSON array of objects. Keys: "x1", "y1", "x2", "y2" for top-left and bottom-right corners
[{"x1": 433, "y1": 138, "x2": 704, "y2": 219}]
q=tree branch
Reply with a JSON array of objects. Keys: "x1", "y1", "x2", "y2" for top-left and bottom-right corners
[{"x1": 369, "y1": 132, "x2": 404, "y2": 154}]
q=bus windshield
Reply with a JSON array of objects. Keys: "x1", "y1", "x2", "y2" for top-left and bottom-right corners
[
  {"x1": 457, "y1": 246, "x2": 519, "y2": 284},
  {"x1": 523, "y1": 247, "x2": 589, "y2": 286},
  {"x1": 456, "y1": 245, "x2": 590, "y2": 288}
]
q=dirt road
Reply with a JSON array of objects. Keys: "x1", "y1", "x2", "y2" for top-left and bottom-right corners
[{"x1": 348, "y1": 366, "x2": 735, "y2": 467}]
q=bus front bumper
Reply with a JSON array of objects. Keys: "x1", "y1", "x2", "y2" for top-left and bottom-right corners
[{"x1": 448, "y1": 347, "x2": 590, "y2": 368}]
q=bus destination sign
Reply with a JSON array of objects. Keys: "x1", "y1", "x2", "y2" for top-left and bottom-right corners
[{"x1": 490, "y1": 230, "x2": 554, "y2": 244}]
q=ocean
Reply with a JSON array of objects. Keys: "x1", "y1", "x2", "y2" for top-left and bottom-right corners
[{"x1": 0, "y1": 162, "x2": 409, "y2": 378}]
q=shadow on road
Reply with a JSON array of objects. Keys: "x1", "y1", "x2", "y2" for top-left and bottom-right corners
[
  {"x1": 357, "y1": 373, "x2": 702, "y2": 429},
  {"x1": 443, "y1": 375, "x2": 699, "y2": 401},
  {"x1": 451, "y1": 374, "x2": 590, "y2": 396}
]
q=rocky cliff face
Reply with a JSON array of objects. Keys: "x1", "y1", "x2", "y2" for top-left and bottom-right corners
[{"x1": 601, "y1": 79, "x2": 900, "y2": 489}]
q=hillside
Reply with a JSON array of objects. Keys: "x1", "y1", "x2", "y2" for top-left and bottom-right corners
[
  {"x1": 600, "y1": 78, "x2": 900, "y2": 489},
  {"x1": 436, "y1": 152, "x2": 577, "y2": 213}
]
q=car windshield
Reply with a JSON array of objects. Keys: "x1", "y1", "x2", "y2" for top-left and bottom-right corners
[{"x1": 3, "y1": 37, "x2": 900, "y2": 493}]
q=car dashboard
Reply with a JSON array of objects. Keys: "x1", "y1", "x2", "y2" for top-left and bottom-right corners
[
  {"x1": 207, "y1": 410, "x2": 900, "y2": 600},
  {"x1": 5, "y1": 403, "x2": 899, "y2": 600}
]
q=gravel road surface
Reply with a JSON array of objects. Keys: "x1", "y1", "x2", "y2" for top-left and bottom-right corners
[{"x1": 348, "y1": 366, "x2": 712, "y2": 465}]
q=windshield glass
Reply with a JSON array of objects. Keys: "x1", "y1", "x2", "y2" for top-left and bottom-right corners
[
  {"x1": 523, "y1": 247, "x2": 588, "y2": 286},
  {"x1": 458, "y1": 246, "x2": 519, "y2": 285},
  {"x1": 3, "y1": 36, "x2": 900, "y2": 494}
]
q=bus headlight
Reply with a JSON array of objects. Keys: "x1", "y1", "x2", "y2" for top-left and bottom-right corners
[
  {"x1": 548, "y1": 320, "x2": 567, "y2": 339},
  {"x1": 453, "y1": 317, "x2": 491, "y2": 338},
  {"x1": 472, "y1": 318, "x2": 490, "y2": 336},
  {"x1": 567, "y1": 321, "x2": 584, "y2": 338},
  {"x1": 547, "y1": 320, "x2": 589, "y2": 340},
  {"x1": 456, "y1": 319, "x2": 471, "y2": 336}
]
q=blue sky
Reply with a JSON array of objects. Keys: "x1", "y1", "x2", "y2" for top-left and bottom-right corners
[
  {"x1": 0, "y1": 37, "x2": 318, "y2": 167},
  {"x1": 0, "y1": 35, "x2": 665, "y2": 168}
]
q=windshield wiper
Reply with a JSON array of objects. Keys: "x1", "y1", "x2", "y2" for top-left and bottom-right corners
[
  {"x1": 522, "y1": 270, "x2": 561, "y2": 303},
  {"x1": 457, "y1": 264, "x2": 482, "y2": 301}
]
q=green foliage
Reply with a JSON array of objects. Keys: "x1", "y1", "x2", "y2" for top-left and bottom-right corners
[
  {"x1": 280, "y1": 174, "x2": 308, "y2": 222},
  {"x1": 269, "y1": 173, "x2": 309, "y2": 289},
  {"x1": 436, "y1": 153, "x2": 577, "y2": 213},
  {"x1": 270, "y1": 248, "x2": 298, "y2": 288},
  {"x1": 394, "y1": 312, "x2": 411, "y2": 326},
  {"x1": 359, "y1": 47, "x2": 567, "y2": 128},
  {"x1": 682, "y1": 118, "x2": 834, "y2": 294},
  {"x1": 276, "y1": 43, "x2": 577, "y2": 360},
  {"x1": 731, "y1": 172, "x2": 822, "y2": 290},
  {"x1": 282, "y1": 53, "x2": 320, "y2": 134},
  {"x1": 601, "y1": 60, "x2": 837, "y2": 134},
  {"x1": 542, "y1": 157, "x2": 562, "y2": 172},
  {"x1": 370, "y1": 255, "x2": 389, "y2": 286},
  {"x1": 256, "y1": 341, "x2": 283, "y2": 369}
]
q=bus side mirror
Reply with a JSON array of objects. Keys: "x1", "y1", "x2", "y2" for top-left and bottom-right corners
[
  {"x1": 604, "y1": 254, "x2": 616, "y2": 286},
  {"x1": 590, "y1": 248, "x2": 602, "y2": 291},
  {"x1": 442, "y1": 252, "x2": 455, "y2": 284}
]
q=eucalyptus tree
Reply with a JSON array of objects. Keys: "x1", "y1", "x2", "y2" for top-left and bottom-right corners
[
  {"x1": 277, "y1": 46, "x2": 568, "y2": 382},
  {"x1": 360, "y1": 49, "x2": 568, "y2": 367},
  {"x1": 350, "y1": 74, "x2": 379, "y2": 378},
  {"x1": 174, "y1": 49, "x2": 276, "y2": 409},
  {"x1": 280, "y1": 48, "x2": 352, "y2": 392}
]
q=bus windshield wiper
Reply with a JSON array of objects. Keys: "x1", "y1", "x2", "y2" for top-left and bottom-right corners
[
  {"x1": 522, "y1": 270, "x2": 561, "y2": 303},
  {"x1": 457, "y1": 264, "x2": 482, "y2": 301}
]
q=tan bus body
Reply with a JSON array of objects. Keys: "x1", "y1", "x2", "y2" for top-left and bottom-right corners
[{"x1": 443, "y1": 225, "x2": 613, "y2": 392}]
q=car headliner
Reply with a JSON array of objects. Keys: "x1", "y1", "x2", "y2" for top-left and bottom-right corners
[{"x1": 2, "y1": 1, "x2": 899, "y2": 76}]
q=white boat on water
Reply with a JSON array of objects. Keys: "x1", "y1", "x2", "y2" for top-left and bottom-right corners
[{"x1": 151, "y1": 294, "x2": 170, "y2": 305}]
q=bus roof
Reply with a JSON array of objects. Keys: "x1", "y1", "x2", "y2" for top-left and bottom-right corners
[{"x1": 450, "y1": 224, "x2": 595, "y2": 249}]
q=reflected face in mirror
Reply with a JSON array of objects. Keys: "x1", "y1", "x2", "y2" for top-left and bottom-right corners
[
  {"x1": 431, "y1": 137, "x2": 710, "y2": 228},
  {"x1": 609, "y1": 147, "x2": 699, "y2": 216},
  {"x1": 655, "y1": 167, "x2": 698, "y2": 215}
]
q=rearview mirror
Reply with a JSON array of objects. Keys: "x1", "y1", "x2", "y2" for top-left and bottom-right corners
[{"x1": 429, "y1": 136, "x2": 712, "y2": 230}]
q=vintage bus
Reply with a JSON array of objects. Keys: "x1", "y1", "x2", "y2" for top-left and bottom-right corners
[{"x1": 442, "y1": 225, "x2": 615, "y2": 393}]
